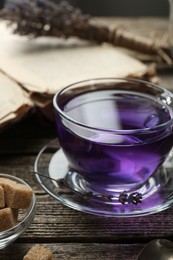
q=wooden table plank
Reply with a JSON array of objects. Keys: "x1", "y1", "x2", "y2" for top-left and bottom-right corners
[
  {"x1": 21, "y1": 198, "x2": 173, "y2": 242},
  {"x1": 0, "y1": 142, "x2": 173, "y2": 242},
  {"x1": 0, "y1": 243, "x2": 143, "y2": 260},
  {"x1": 1, "y1": 140, "x2": 172, "y2": 246}
]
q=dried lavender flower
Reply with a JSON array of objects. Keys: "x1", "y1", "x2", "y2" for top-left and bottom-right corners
[
  {"x1": 118, "y1": 191, "x2": 143, "y2": 205},
  {"x1": 0, "y1": 0, "x2": 172, "y2": 63}
]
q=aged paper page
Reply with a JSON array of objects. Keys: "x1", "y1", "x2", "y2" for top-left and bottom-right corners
[
  {"x1": 0, "y1": 22, "x2": 151, "y2": 95},
  {"x1": 0, "y1": 71, "x2": 32, "y2": 127}
]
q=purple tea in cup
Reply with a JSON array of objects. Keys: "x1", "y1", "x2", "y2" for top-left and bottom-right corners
[{"x1": 53, "y1": 78, "x2": 173, "y2": 195}]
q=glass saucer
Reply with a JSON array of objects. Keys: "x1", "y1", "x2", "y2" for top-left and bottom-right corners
[{"x1": 34, "y1": 139, "x2": 173, "y2": 217}]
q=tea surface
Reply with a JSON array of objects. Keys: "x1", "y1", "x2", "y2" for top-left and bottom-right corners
[{"x1": 64, "y1": 90, "x2": 170, "y2": 129}]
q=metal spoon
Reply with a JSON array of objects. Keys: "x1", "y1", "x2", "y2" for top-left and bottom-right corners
[{"x1": 137, "y1": 239, "x2": 173, "y2": 260}]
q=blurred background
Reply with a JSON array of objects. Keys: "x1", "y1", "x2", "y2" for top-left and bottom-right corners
[{"x1": 54, "y1": 0, "x2": 169, "y2": 17}]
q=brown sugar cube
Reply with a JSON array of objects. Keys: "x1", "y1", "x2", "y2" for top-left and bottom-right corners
[
  {"x1": 0, "y1": 186, "x2": 5, "y2": 208},
  {"x1": 11, "y1": 208, "x2": 19, "y2": 221},
  {"x1": 0, "y1": 207, "x2": 17, "y2": 232},
  {"x1": 0, "y1": 177, "x2": 16, "y2": 188},
  {"x1": 23, "y1": 245, "x2": 53, "y2": 260},
  {"x1": 5, "y1": 183, "x2": 33, "y2": 209}
]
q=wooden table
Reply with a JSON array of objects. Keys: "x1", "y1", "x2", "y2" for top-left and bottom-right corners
[{"x1": 0, "y1": 18, "x2": 173, "y2": 260}]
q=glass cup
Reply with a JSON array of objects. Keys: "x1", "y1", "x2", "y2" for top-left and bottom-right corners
[{"x1": 53, "y1": 78, "x2": 173, "y2": 199}]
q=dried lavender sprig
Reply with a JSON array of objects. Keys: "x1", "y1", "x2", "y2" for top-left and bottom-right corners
[
  {"x1": 1, "y1": 0, "x2": 91, "y2": 38},
  {"x1": 32, "y1": 170, "x2": 143, "y2": 205},
  {"x1": 0, "y1": 0, "x2": 172, "y2": 64}
]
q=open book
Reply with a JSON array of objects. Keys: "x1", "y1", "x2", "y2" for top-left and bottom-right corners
[{"x1": 0, "y1": 21, "x2": 155, "y2": 128}]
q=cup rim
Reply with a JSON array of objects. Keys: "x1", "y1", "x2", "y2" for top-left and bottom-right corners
[{"x1": 53, "y1": 77, "x2": 173, "y2": 134}]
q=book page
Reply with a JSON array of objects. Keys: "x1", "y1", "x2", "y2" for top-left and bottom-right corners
[
  {"x1": 0, "y1": 21, "x2": 152, "y2": 95},
  {"x1": 0, "y1": 71, "x2": 32, "y2": 127}
]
